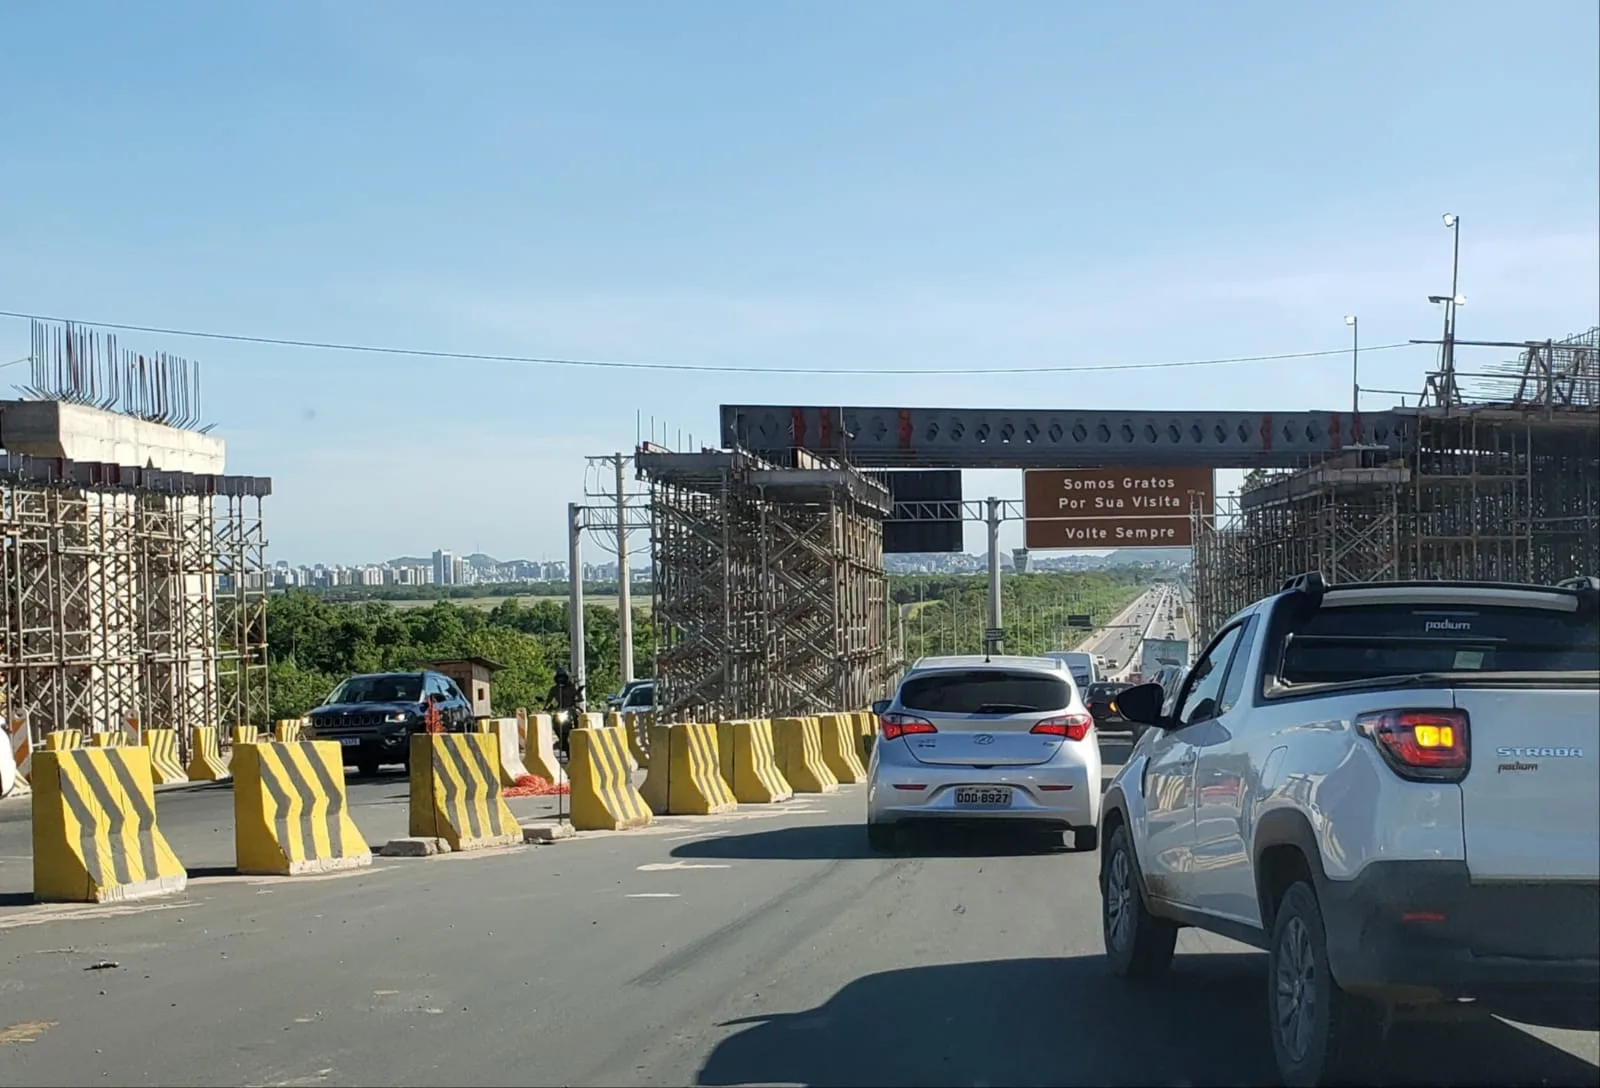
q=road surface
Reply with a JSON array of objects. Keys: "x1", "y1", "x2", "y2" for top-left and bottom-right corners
[{"x1": 2, "y1": 740, "x2": 1594, "y2": 1087}]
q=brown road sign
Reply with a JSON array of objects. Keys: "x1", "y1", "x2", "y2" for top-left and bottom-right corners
[{"x1": 1023, "y1": 467, "x2": 1214, "y2": 549}]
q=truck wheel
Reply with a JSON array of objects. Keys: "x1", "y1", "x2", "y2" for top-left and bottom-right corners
[
  {"x1": 1269, "y1": 881, "x2": 1384, "y2": 1088},
  {"x1": 1101, "y1": 824, "x2": 1176, "y2": 977}
]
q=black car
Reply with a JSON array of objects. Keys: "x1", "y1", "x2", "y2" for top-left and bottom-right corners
[
  {"x1": 305, "y1": 670, "x2": 474, "y2": 776},
  {"x1": 1085, "y1": 681, "x2": 1134, "y2": 727}
]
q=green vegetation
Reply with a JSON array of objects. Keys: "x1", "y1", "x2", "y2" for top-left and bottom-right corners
[
  {"x1": 301, "y1": 581, "x2": 649, "y2": 604},
  {"x1": 266, "y1": 591, "x2": 651, "y2": 721},
  {"x1": 891, "y1": 570, "x2": 1152, "y2": 661},
  {"x1": 265, "y1": 569, "x2": 1152, "y2": 721}
]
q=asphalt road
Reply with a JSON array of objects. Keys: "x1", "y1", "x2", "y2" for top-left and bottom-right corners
[
  {"x1": 1077, "y1": 583, "x2": 1188, "y2": 680},
  {"x1": 2, "y1": 738, "x2": 1595, "y2": 1087}
]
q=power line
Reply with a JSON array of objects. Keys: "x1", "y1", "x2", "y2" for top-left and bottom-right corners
[{"x1": 0, "y1": 307, "x2": 1417, "y2": 377}]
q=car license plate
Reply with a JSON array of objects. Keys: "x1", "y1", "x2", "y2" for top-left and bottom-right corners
[
  {"x1": 954, "y1": 786, "x2": 1012, "y2": 807},
  {"x1": 339, "y1": 737, "x2": 361, "y2": 747}
]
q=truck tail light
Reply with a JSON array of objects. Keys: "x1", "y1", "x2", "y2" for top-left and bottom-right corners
[
  {"x1": 1355, "y1": 709, "x2": 1470, "y2": 782},
  {"x1": 880, "y1": 712, "x2": 937, "y2": 741}
]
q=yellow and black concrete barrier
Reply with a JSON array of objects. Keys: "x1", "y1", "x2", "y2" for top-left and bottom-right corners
[
  {"x1": 568, "y1": 726, "x2": 652, "y2": 831},
  {"x1": 87, "y1": 730, "x2": 126, "y2": 748},
  {"x1": 142, "y1": 728, "x2": 189, "y2": 785},
  {"x1": 489, "y1": 718, "x2": 530, "y2": 786},
  {"x1": 717, "y1": 719, "x2": 793, "y2": 804},
  {"x1": 187, "y1": 727, "x2": 229, "y2": 781},
  {"x1": 43, "y1": 730, "x2": 83, "y2": 751},
  {"x1": 818, "y1": 714, "x2": 867, "y2": 784},
  {"x1": 272, "y1": 719, "x2": 304, "y2": 743},
  {"x1": 518, "y1": 710, "x2": 566, "y2": 785},
  {"x1": 31, "y1": 747, "x2": 187, "y2": 903},
  {"x1": 640, "y1": 722, "x2": 736, "y2": 816},
  {"x1": 234, "y1": 741, "x2": 372, "y2": 875},
  {"x1": 627, "y1": 711, "x2": 653, "y2": 769},
  {"x1": 408, "y1": 733, "x2": 521, "y2": 851},
  {"x1": 772, "y1": 717, "x2": 839, "y2": 794}
]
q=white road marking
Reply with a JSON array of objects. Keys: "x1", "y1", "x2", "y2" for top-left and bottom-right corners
[
  {"x1": 625, "y1": 893, "x2": 681, "y2": 898},
  {"x1": 636, "y1": 861, "x2": 730, "y2": 872}
]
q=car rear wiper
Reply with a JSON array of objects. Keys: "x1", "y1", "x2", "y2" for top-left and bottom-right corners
[{"x1": 974, "y1": 702, "x2": 1036, "y2": 713}]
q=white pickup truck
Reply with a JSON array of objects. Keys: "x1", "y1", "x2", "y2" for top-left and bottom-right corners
[{"x1": 1098, "y1": 574, "x2": 1599, "y2": 1088}]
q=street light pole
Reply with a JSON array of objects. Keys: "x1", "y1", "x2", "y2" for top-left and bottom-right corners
[
  {"x1": 1443, "y1": 213, "x2": 1462, "y2": 398},
  {"x1": 1344, "y1": 314, "x2": 1359, "y2": 415}
]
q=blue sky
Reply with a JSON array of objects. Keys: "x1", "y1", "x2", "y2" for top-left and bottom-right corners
[{"x1": 2, "y1": 1, "x2": 1596, "y2": 564}]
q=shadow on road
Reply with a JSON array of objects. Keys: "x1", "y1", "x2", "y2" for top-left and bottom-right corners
[
  {"x1": 673, "y1": 822, "x2": 1079, "y2": 862},
  {"x1": 696, "y1": 954, "x2": 1600, "y2": 1088}
]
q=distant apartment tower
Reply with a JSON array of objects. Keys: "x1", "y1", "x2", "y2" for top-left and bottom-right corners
[{"x1": 433, "y1": 549, "x2": 454, "y2": 586}]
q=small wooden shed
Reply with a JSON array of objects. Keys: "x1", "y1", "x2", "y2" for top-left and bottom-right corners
[{"x1": 425, "y1": 656, "x2": 504, "y2": 719}]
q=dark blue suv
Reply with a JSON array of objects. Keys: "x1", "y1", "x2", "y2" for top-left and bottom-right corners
[{"x1": 305, "y1": 670, "x2": 474, "y2": 776}]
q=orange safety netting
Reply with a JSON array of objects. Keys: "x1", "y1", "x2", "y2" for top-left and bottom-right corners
[{"x1": 503, "y1": 774, "x2": 569, "y2": 797}]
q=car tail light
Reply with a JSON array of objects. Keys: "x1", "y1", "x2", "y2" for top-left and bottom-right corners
[
  {"x1": 1355, "y1": 709, "x2": 1470, "y2": 782},
  {"x1": 880, "y1": 711, "x2": 937, "y2": 742},
  {"x1": 1032, "y1": 713, "x2": 1094, "y2": 742}
]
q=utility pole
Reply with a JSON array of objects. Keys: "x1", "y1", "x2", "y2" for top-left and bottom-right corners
[
  {"x1": 567, "y1": 502, "x2": 587, "y2": 704},
  {"x1": 985, "y1": 496, "x2": 1003, "y2": 651},
  {"x1": 1344, "y1": 314, "x2": 1359, "y2": 415},
  {"x1": 613, "y1": 453, "x2": 634, "y2": 684}
]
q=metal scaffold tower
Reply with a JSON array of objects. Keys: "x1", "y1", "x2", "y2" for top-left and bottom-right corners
[
  {"x1": 0, "y1": 456, "x2": 270, "y2": 744},
  {"x1": 638, "y1": 445, "x2": 890, "y2": 720},
  {"x1": 1189, "y1": 329, "x2": 1600, "y2": 645}
]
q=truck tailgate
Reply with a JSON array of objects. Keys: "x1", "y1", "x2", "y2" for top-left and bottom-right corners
[{"x1": 1459, "y1": 687, "x2": 1600, "y2": 881}]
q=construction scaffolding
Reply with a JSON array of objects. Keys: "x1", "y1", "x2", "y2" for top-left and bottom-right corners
[
  {"x1": 639, "y1": 445, "x2": 891, "y2": 719},
  {"x1": 0, "y1": 454, "x2": 270, "y2": 745},
  {"x1": 1191, "y1": 331, "x2": 1600, "y2": 644}
]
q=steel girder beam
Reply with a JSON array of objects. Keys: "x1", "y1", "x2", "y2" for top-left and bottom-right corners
[{"x1": 721, "y1": 405, "x2": 1413, "y2": 469}]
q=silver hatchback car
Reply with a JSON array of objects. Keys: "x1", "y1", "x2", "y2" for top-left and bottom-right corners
[{"x1": 866, "y1": 655, "x2": 1103, "y2": 851}]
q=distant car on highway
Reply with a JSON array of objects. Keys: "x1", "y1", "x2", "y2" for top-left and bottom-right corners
[
  {"x1": 1085, "y1": 681, "x2": 1133, "y2": 727},
  {"x1": 604, "y1": 678, "x2": 653, "y2": 710},
  {"x1": 867, "y1": 654, "x2": 1102, "y2": 852},
  {"x1": 305, "y1": 670, "x2": 474, "y2": 776}
]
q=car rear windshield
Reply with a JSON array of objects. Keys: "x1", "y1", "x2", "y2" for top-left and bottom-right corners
[
  {"x1": 326, "y1": 675, "x2": 422, "y2": 704},
  {"x1": 899, "y1": 670, "x2": 1072, "y2": 714},
  {"x1": 1279, "y1": 602, "x2": 1600, "y2": 684}
]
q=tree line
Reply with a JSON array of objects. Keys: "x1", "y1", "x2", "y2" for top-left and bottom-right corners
[{"x1": 266, "y1": 568, "x2": 1157, "y2": 720}]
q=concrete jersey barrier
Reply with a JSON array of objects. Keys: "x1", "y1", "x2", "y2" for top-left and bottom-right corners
[
  {"x1": 640, "y1": 722, "x2": 737, "y2": 816},
  {"x1": 187, "y1": 727, "x2": 229, "y2": 781},
  {"x1": 716, "y1": 719, "x2": 792, "y2": 804},
  {"x1": 518, "y1": 710, "x2": 567, "y2": 786},
  {"x1": 568, "y1": 727, "x2": 652, "y2": 831},
  {"x1": 234, "y1": 741, "x2": 372, "y2": 875},
  {"x1": 817, "y1": 714, "x2": 867, "y2": 784},
  {"x1": 142, "y1": 728, "x2": 189, "y2": 785},
  {"x1": 408, "y1": 733, "x2": 521, "y2": 851},
  {"x1": 44, "y1": 730, "x2": 83, "y2": 751},
  {"x1": 31, "y1": 747, "x2": 187, "y2": 903},
  {"x1": 771, "y1": 717, "x2": 839, "y2": 794},
  {"x1": 489, "y1": 718, "x2": 529, "y2": 786}
]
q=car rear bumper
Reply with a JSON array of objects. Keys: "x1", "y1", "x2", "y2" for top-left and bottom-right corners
[
  {"x1": 868, "y1": 776, "x2": 1098, "y2": 828},
  {"x1": 1320, "y1": 860, "x2": 1600, "y2": 1003}
]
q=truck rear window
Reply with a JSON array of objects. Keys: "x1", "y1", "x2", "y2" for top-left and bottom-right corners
[
  {"x1": 1280, "y1": 603, "x2": 1600, "y2": 684},
  {"x1": 899, "y1": 670, "x2": 1072, "y2": 714}
]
